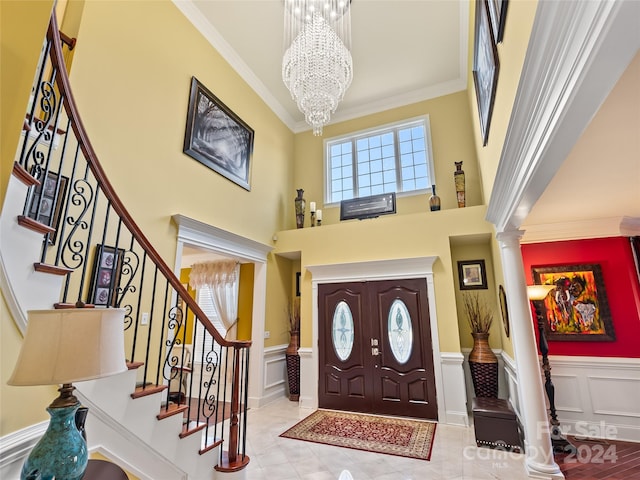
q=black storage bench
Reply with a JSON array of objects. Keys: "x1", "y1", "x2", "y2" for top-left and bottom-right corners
[{"x1": 472, "y1": 397, "x2": 523, "y2": 453}]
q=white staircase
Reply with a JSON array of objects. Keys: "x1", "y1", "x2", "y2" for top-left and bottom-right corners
[{"x1": 1, "y1": 170, "x2": 224, "y2": 479}]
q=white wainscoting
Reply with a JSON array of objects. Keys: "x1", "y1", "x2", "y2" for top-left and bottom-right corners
[
  {"x1": 259, "y1": 344, "x2": 288, "y2": 407},
  {"x1": 498, "y1": 353, "x2": 640, "y2": 443},
  {"x1": 502, "y1": 351, "x2": 522, "y2": 418},
  {"x1": 548, "y1": 355, "x2": 640, "y2": 442},
  {"x1": 0, "y1": 421, "x2": 47, "y2": 480}
]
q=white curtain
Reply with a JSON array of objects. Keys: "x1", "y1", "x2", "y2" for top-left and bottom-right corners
[{"x1": 189, "y1": 260, "x2": 239, "y2": 340}]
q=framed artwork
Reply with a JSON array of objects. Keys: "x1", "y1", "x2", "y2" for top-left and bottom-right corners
[
  {"x1": 458, "y1": 259, "x2": 488, "y2": 290},
  {"x1": 631, "y1": 236, "x2": 640, "y2": 285},
  {"x1": 88, "y1": 244, "x2": 124, "y2": 307},
  {"x1": 295, "y1": 272, "x2": 301, "y2": 297},
  {"x1": 487, "y1": 0, "x2": 508, "y2": 43},
  {"x1": 498, "y1": 285, "x2": 510, "y2": 337},
  {"x1": 183, "y1": 77, "x2": 254, "y2": 191},
  {"x1": 27, "y1": 170, "x2": 68, "y2": 244},
  {"x1": 472, "y1": 0, "x2": 500, "y2": 146},
  {"x1": 532, "y1": 264, "x2": 615, "y2": 342}
]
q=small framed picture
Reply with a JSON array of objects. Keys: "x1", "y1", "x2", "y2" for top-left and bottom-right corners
[
  {"x1": 26, "y1": 170, "x2": 68, "y2": 244},
  {"x1": 88, "y1": 244, "x2": 124, "y2": 306},
  {"x1": 458, "y1": 259, "x2": 488, "y2": 290}
]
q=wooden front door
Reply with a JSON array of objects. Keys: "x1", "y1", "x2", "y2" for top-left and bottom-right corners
[{"x1": 318, "y1": 278, "x2": 438, "y2": 420}]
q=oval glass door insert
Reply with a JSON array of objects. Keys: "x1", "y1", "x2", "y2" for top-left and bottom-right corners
[
  {"x1": 388, "y1": 299, "x2": 413, "y2": 364},
  {"x1": 332, "y1": 301, "x2": 354, "y2": 361}
]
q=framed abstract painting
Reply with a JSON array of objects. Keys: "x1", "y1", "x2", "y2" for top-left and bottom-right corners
[{"x1": 532, "y1": 264, "x2": 615, "y2": 342}]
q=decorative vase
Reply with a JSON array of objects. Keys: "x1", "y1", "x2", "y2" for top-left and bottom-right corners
[
  {"x1": 294, "y1": 189, "x2": 305, "y2": 229},
  {"x1": 468, "y1": 332, "x2": 498, "y2": 398},
  {"x1": 22, "y1": 404, "x2": 88, "y2": 480},
  {"x1": 429, "y1": 184, "x2": 441, "y2": 211},
  {"x1": 286, "y1": 331, "x2": 300, "y2": 401},
  {"x1": 454, "y1": 161, "x2": 465, "y2": 208}
]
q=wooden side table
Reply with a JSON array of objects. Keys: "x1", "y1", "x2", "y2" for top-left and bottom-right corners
[{"x1": 83, "y1": 459, "x2": 129, "y2": 480}]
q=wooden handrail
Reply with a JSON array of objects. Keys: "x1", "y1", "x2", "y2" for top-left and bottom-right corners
[{"x1": 46, "y1": 12, "x2": 250, "y2": 350}]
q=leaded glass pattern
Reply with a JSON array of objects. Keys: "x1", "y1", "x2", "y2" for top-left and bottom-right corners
[
  {"x1": 332, "y1": 301, "x2": 354, "y2": 361},
  {"x1": 388, "y1": 299, "x2": 413, "y2": 364}
]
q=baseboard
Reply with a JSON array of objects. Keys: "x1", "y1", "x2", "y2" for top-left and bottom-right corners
[{"x1": 0, "y1": 421, "x2": 47, "y2": 479}]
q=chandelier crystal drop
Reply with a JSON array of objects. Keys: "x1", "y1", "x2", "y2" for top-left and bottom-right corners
[{"x1": 282, "y1": 0, "x2": 353, "y2": 136}]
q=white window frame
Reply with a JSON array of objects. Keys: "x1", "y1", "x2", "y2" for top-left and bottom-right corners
[{"x1": 323, "y1": 115, "x2": 436, "y2": 206}]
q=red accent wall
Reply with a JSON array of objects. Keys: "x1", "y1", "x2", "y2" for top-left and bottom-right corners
[{"x1": 522, "y1": 237, "x2": 640, "y2": 358}]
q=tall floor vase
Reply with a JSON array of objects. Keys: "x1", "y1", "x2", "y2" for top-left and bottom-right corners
[
  {"x1": 468, "y1": 332, "x2": 498, "y2": 398},
  {"x1": 286, "y1": 332, "x2": 300, "y2": 401}
]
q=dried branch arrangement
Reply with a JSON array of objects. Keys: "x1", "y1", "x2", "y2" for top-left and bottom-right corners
[{"x1": 462, "y1": 292, "x2": 493, "y2": 333}]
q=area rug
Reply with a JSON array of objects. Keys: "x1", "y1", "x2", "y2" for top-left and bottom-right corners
[{"x1": 279, "y1": 409, "x2": 437, "y2": 461}]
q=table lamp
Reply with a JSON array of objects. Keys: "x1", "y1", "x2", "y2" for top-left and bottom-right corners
[
  {"x1": 526, "y1": 285, "x2": 576, "y2": 454},
  {"x1": 8, "y1": 308, "x2": 127, "y2": 480}
]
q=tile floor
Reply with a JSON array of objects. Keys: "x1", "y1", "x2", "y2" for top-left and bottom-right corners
[{"x1": 243, "y1": 397, "x2": 531, "y2": 480}]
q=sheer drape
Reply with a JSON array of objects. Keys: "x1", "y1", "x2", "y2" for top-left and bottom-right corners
[{"x1": 189, "y1": 260, "x2": 239, "y2": 340}]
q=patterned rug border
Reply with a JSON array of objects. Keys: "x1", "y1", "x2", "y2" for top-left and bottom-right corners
[{"x1": 279, "y1": 409, "x2": 437, "y2": 461}]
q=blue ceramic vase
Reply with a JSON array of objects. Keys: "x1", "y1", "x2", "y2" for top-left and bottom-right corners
[{"x1": 22, "y1": 404, "x2": 88, "y2": 480}]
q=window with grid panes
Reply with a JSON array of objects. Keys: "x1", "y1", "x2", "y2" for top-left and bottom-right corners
[{"x1": 325, "y1": 117, "x2": 435, "y2": 205}]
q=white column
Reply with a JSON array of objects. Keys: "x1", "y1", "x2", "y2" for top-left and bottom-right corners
[{"x1": 496, "y1": 230, "x2": 563, "y2": 479}]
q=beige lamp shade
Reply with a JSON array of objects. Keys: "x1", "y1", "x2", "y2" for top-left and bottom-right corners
[
  {"x1": 8, "y1": 308, "x2": 127, "y2": 386},
  {"x1": 526, "y1": 284, "x2": 556, "y2": 301}
]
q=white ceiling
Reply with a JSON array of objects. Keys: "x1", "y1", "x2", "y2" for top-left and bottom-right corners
[{"x1": 175, "y1": 0, "x2": 468, "y2": 133}]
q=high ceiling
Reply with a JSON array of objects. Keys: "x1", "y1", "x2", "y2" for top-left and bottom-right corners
[
  {"x1": 173, "y1": 1, "x2": 639, "y2": 244},
  {"x1": 176, "y1": 0, "x2": 468, "y2": 133}
]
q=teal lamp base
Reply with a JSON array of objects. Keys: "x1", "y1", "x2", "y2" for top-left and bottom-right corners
[{"x1": 21, "y1": 402, "x2": 88, "y2": 480}]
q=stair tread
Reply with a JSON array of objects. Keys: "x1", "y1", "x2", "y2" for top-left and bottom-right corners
[
  {"x1": 157, "y1": 403, "x2": 188, "y2": 420},
  {"x1": 130, "y1": 384, "x2": 166, "y2": 399}
]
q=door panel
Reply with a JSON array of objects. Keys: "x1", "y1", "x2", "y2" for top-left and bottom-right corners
[
  {"x1": 372, "y1": 279, "x2": 438, "y2": 419},
  {"x1": 318, "y1": 283, "x2": 373, "y2": 412},
  {"x1": 318, "y1": 279, "x2": 438, "y2": 420}
]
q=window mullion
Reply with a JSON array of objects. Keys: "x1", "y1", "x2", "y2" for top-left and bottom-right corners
[
  {"x1": 351, "y1": 138, "x2": 358, "y2": 197},
  {"x1": 393, "y1": 128, "x2": 402, "y2": 192}
]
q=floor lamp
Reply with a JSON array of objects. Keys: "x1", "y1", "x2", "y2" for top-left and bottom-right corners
[
  {"x1": 526, "y1": 285, "x2": 576, "y2": 455},
  {"x1": 8, "y1": 308, "x2": 127, "y2": 480}
]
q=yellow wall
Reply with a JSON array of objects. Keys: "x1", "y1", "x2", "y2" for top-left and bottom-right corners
[
  {"x1": 237, "y1": 263, "x2": 254, "y2": 340},
  {"x1": 465, "y1": 0, "x2": 538, "y2": 358},
  {"x1": 293, "y1": 91, "x2": 483, "y2": 226},
  {"x1": 274, "y1": 205, "x2": 496, "y2": 352},
  {"x1": 450, "y1": 239, "x2": 502, "y2": 350},
  {"x1": 0, "y1": 0, "x2": 58, "y2": 437},
  {"x1": 0, "y1": 0, "x2": 543, "y2": 439},
  {"x1": 468, "y1": 0, "x2": 539, "y2": 200}
]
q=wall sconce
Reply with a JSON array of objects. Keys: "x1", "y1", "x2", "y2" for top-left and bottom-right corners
[
  {"x1": 8, "y1": 308, "x2": 127, "y2": 480},
  {"x1": 526, "y1": 285, "x2": 576, "y2": 454}
]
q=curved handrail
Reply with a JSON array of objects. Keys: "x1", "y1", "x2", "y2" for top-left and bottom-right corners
[
  {"x1": 12, "y1": 11, "x2": 253, "y2": 469},
  {"x1": 46, "y1": 12, "x2": 249, "y2": 350}
]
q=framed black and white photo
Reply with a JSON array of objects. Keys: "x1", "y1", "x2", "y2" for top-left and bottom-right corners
[
  {"x1": 183, "y1": 77, "x2": 254, "y2": 191},
  {"x1": 458, "y1": 259, "x2": 488, "y2": 290},
  {"x1": 473, "y1": 0, "x2": 500, "y2": 146},
  {"x1": 88, "y1": 244, "x2": 124, "y2": 307},
  {"x1": 487, "y1": 0, "x2": 508, "y2": 43},
  {"x1": 26, "y1": 170, "x2": 68, "y2": 244}
]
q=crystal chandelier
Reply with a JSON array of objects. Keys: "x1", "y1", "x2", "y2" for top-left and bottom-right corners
[{"x1": 282, "y1": 0, "x2": 353, "y2": 136}]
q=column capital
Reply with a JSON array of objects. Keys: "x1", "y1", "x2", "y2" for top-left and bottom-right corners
[{"x1": 496, "y1": 229, "x2": 525, "y2": 246}]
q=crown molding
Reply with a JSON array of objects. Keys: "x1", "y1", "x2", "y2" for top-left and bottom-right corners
[{"x1": 521, "y1": 217, "x2": 625, "y2": 244}]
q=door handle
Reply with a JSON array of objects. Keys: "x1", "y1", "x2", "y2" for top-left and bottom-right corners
[{"x1": 371, "y1": 347, "x2": 380, "y2": 356}]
